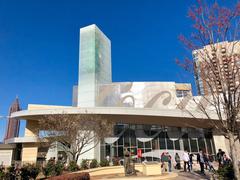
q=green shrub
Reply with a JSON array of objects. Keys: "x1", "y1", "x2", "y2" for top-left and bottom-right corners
[
  {"x1": 43, "y1": 161, "x2": 55, "y2": 177},
  {"x1": 89, "y1": 159, "x2": 98, "y2": 168},
  {"x1": 68, "y1": 161, "x2": 79, "y2": 172},
  {"x1": 20, "y1": 165, "x2": 30, "y2": 180},
  {"x1": 100, "y1": 159, "x2": 109, "y2": 167},
  {"x1": 0, "y1": 166, "x2": 6, "y2": 179},
  {"x1": 217, "y1": 164, "x2": 234, "y2": 179},
  {"x1": 20, "y1": 164, "x2": 40, "y2": 180},
  {"x1": 5, "y1": 165, "x2": 20, "y2": 179},
  {"x1": 54, "y1": 161, "x2": 64, "y2": 176},
  {"x1": 81, "y1": 159, "x2": 89, "y2": 170}
]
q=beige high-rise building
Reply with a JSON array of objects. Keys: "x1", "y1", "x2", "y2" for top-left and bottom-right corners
[{"x1": 193, "y1": 41, "x2": 240, "y2": 95}]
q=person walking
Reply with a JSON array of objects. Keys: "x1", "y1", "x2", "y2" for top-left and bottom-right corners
[
  {"x1": 161, "y1": 152, "x2": 169, "y2": 173},
  {"x1": 166, "y1": 152, "x2": 172, "y2": 172},
  {"x1": 223, "y1": 154, "x2": 231, "y2": 166},
  {"x1": 198, "y1": 149, "x2": 205, "y2": 175},
  {"x1": 182, "y1": 150, "x2": 190, "y2": 172},
  {"x1": 175, "y1": 153, "x2": 181, "y2": 170},
  {"x1": 217, "y1": 149, "x2": 225, "y2": 168},
  {"x1": 189, "y1": 153, "x2": 194, "y2": 171},
  {"x1": 124, "y1": 148, "x2": 130, "y2": 176}
]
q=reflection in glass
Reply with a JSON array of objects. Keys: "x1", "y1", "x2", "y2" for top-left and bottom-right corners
[{"x1": 101, "y1": 124, "x2": 215, "y2": 160}]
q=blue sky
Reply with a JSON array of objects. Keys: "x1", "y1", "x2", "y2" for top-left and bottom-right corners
[{"x1": 0, "y1": 0, "x2": 234, "y2": 141}]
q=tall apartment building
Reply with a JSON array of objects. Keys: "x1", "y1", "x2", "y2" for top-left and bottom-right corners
[{"x1": 193, "y1": 41, "x2": 240, "y2": 95}]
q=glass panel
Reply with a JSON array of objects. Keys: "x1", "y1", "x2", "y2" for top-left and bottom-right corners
[
  {"x1": 183, "y1": 138, "x2": 190, "y2": 151},
  {"x1": 206, "y1": 139, "x2": 212, "y2": 154},
  {"x1": 118, "y1": 136, "x2": 123, "y2": 145},
  {"x1": 146, "y1": 156, "x2": 153, "y2": 161},
  {"x1": 159, "y1": 132, "x2": 166, "y2": 149},
  {"x1": 198, "y1": 138, "x2": 206, "y2": 152},
  {"x1": 138, "y1": 140, "x2": 144, "y2": 148},
  {"x1": 124, "y1": 132, "x2": 130, "y2": 147},
  {"x1": 166, "y1": 138, "x2": 174, "y2": 149},
  {"x1": 118, "y1": 146, "x2": 123, "y2": 158},
  {"x1": 145, "y1": 148, "x2": 151, "y2": 153},
  {"x1": 145, "y1": 141, "x2": 151, "y2": 149},
  {"x1": 131, "y1": 136, "x2": 136, "y2": 146},
  {"x1": 106, "y1": 144, "x2": 110, "y2": 156},
  {"x1": 113, "y1": 146, "x2": 118, "y2": 157},
  {"x1": 190, "y1": 139, "x2": 198, "y2": 152},
  {"x1": 100, "y1": 145, "x2": 105, "y2": 161},
  {"x1": 174, "y1": 140, "x2": 180, "y2": 150},
  {"x1": 152, "y1": 138, "x2": 159, "y2": 150}
]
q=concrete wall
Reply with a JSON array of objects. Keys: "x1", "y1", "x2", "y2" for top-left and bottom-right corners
[
  {"x1": 0, "y1": 149, "x2": 13, "y2": 166},
  {"x1": 22, "y1": 143, "x2": 38, "y2": 163},
  {"x1": 213, "y1": 134, "x2": 240, "y2": 159}
]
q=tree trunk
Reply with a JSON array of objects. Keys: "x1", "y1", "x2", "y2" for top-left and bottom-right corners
[{"x1": 229, "y1": 132, "x2": 240, "y2": 180}]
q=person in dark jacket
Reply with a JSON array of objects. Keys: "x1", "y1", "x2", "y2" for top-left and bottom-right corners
[
  {"x1": 175, "y1": 153, "x2": 181, "y2": 170},
  {"x1": 189, "y1": 153, "x2": 194, "y2": 171},
  {"x1": 216, "y1": 149, "x2": 225, "y2": 168},
  {"x1": 198, "y1": 149, "x2": 205, "y2": 175}
]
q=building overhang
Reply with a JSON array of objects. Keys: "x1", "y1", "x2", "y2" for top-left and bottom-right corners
[
  {"x1": 10, "y1": 107, "x2": 220, "y2": 129},
  {"x1": 5, "y1": 136, "x2": 39, "y2": 144}
]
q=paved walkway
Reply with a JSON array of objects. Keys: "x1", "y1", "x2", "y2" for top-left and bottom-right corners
[
  {"x1": 88, "y1": 162, "x2": 217, "y2": 180},
  {"x1": 170, "y1": 171, "x2": 213, "y2": 180},
  {"x1": 92, "y1": 171, "x2": 213, "y2": 180}
]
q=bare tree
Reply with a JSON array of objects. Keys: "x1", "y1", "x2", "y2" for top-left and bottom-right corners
[
  {"x1": 38, "y1": 113, "x2": 114, "y2": 163},
  {"x1": 177, "y1": 1, "x2": 240, "y2": 179}
]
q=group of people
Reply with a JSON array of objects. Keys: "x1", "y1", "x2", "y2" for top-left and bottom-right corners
[
  {"x1": 178, "y1": 149, "x2": 215, "y2": 174},
  {"x1": 160, "y1": 150, "x2": 196, "y2": 173},
  {"x1": 123, "y1": 148, "x2": 231, "y2": 175},
  {"x1": 216, "y1": 149, "x2": 231, "y2": 168},
  {"x1": 174, "y1": 148, "x2": 231, "y2": 174}
]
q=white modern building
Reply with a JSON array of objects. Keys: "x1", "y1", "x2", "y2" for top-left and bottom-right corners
[{"x1": 2, "y1": 24, "x2": 239, "y2": 165}]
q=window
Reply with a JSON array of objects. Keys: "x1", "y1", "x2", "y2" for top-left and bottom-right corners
[{"x1": 176, "y1": 90, "x2": 190, "y2": 97}]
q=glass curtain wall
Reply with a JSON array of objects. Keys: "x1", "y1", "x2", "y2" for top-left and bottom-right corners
[{"x1": 101, "y1": 123, "x2": 215, "y2": 162}]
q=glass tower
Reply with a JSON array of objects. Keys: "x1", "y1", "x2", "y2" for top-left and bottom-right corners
[{"x1": 78, "y1": 24, "x2": 112, "y2": 107}]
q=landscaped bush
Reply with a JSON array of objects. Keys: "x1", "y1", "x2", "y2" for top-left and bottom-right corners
[
  {"x1": 100, "y1": 159, "x2": 109, "y2": 167},
  {"x1": 54, "y1": 161, "x2": 64, "y2": 176},
  {"x1": 89, "y1": 159, "x2": 98, "y2": 168},
  {"x1": 80, "y1": 159, "x2": 89, "y2": 170},
  {"x1": 48, "y1": 172, "x2": 90, "y2": 180},
  {"x1": 0, "y1": 166, "x2": 6, "y2": 179},
  {"x1": 20, "y1": 165, "x2": 30, "y2": 180},
  {"x1": 68, "y1": 161, "x2": 79, "y2": 172},
  {"x1": 5, "y1": 165, "x2": 21, "y2": 180},
  {"x1": 43, "y1": 160, "x2": 56, "y2": 177},
  {"x1": 42, "y1": 160, "x2": 64, "y2": 177},
  {"x1": 217, "y1": 164, "x2": 234, "y2": 179},
  {"x1": 20, "y1": 164, "x2": 40, "y2": 180}
]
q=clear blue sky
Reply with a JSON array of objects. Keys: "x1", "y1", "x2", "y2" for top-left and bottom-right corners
[{"x1": 0, "y1": 0, "x2": 235, "y2": 141}]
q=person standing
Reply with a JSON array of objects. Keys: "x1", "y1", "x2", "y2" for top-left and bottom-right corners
[
  {"x1": 189, "y1": 153, "x2": 194, "y2": 171},
  {"x1": 198, "y1": 149, "x2": 205, "y2": 175},
  {"x1": 124, "y1": 148, "x2": 130, "y2": 176},
  {"x1": 223, "y1": 154, "x2": 231, "y2": 166},
  {"x1": 175, "y1": 153, "x2": 181, "y2": 170},
  {"x1": 217, "y1": 149, "x2": 225, "y2": 168},
  {"x1": 166, "y1": 152, "x2": 172, "y2": 172},
  {"x1": 161, "y1": 152, "x2": 169, "y2": 173},
  {"x1": 182, "y1": 150, "x2": 190, "y2": 172}
]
